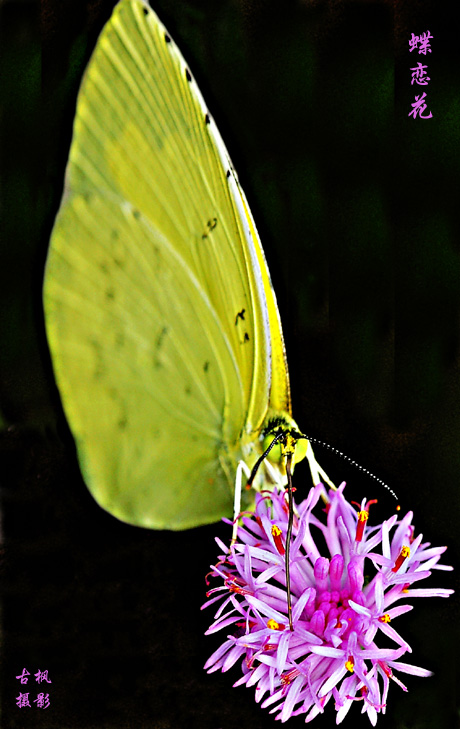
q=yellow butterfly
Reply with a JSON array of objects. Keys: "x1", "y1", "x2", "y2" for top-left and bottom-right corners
[{"x1": 43, "y1": 0, "x2": 307, "y2": 530}]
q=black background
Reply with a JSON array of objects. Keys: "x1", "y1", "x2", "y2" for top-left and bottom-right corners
[{"x1": 1, "y1": 0, "x2": 459, "y2": 727}]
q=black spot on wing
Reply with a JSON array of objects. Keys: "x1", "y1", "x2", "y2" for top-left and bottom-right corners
[
  {"x1": 226, "y1": 170, "x2": 231, "y2": 178},
  {"x1": 203, "y1": 361, "x2": 209, "y2": 373},
  {"x1": 205, "y1": 113, "x2": 210, "y2": 124},
  {"x1": 133, "y1": 209, "x2": 141, "y2": 220},
  {"x1": 235, "y1": 309, "x2": 246, "y2": 325},
  {"x1": 244, "y1": 332, "x2": 250, "y2": 343},
  {"x1": 185, "y1": 68, "x2": 192, "y2": 82},
  {"x1": 153, "y1": 326, "x2": 168, "y2": 368},
  {"x1": 89, "y1": 339, "x2": 104, "y2": 379},
  {"x1": 157, "y1": 326, "x2": 168, "y2": 348},
  {"x1": 201, "y1": 217, "x2": 218, "y2": 240},
  {"x1": 108, "y1": 388, "x2": 129, "y2": 433},
  {"x1": 165, "y1": 33, "x2": 171, "y2": 43},
  {"x1": 143, "y1": 6, "x2": 148, "y2": 15}
]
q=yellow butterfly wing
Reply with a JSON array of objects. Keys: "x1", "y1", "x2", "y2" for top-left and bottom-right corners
[{"x1": 43, "y1": 0, "x2": 292, "y2": 529}]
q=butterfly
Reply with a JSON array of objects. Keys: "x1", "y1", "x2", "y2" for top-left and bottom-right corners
[{"x1": 43, "y1": 0, "x2": 308, "y2": 532}]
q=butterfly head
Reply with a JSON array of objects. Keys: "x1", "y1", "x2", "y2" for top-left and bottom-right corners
[
  {"x1": 246, "y1": 412, "x2": 308, "y2": 490},
  {"x1": 261, "y1": 413, "x2": 308, "y2": 467}
]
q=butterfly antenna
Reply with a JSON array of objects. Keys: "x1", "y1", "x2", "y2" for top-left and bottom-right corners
[
  {"x1": 305, "y1": 435, "x2": 398, "y2": 501},
  {"x1": 246, "y1": 431, "x2": 285, "y2": 489}
]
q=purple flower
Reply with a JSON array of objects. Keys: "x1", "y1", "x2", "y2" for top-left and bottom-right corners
[{"x1": 202, "y1": 482, "x2": 453, "y2": 724}]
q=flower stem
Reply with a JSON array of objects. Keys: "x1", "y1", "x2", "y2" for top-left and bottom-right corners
[{"x1": 285, "y1": 453, "x2": 294, "y2": 631}]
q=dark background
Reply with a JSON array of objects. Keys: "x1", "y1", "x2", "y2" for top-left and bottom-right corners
[{"x1": 1, "y1": 0, "x2": 459, "y2": 727}]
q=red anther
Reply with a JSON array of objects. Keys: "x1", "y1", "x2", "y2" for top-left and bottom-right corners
[
  {"x1": 378, "y1": 613, "x2": 391, "y2": 623},
  {"x1": 225, "y1": 576, "x2": 253, "y2": 595},
  {"x1": 246, "y1": 655, "x2": 255, "y2": 670},
  {"x1": 355, "y1": 499, "x2": 378, "y2": 542},
  {"x1": 271, "y1": 524, "x2": 285, "y2": 555},
  {"x1": 378, "y1": 660, "x2": 408, "y2": 691},
  {"x1": 345, "y1": 656, "x2": 355, "y2": 673},
  {"x1": 355, "y1": 510, "x2": 369, "y2": 542},
  {"x1": 236, "y1": 620, "x2": 257, "y2": 630},
  {"x1": 280, "y1": 667, "x2": 300, "y2": 685},
  {"x1": 378, "y1": 660, "x2": 392, "y2": 678},
  {"x1": 391, "y1": 545, "x2": 410, "y2": 573},
  {"x1": 267, "y1": 618, "x2": 285, "y2": 631}
]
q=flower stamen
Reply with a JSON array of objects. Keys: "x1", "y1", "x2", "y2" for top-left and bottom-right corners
[
  {"x1": 345, "y1": 656, "x2": 355, "y2": 673},
  {"x1": 225, "y1": 576, "x2": 253, "y2": 595},
  {"x1": 378, "y1": 661, "x2": 408, "y2": 692},
  {"x1": 392, "y1": 545, "x2": 411, "y2": 573},
  {"x1": 267, "y1": 618, "x2": 285, "y2": 631},
  {"x1": 378, "y1": 613, "x2": 391, "y2": 623},
  {"x1": 281, "y1": 667, "x2": 300, "y2": 685},
  {"x1": 355, "y1": 499, "x2": 378, "y2": 542},
  {"x1": 271, "y1": 524, "x2": 285, "y2": 555}
]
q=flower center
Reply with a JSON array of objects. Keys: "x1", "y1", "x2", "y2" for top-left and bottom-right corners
[{"x1": 300, "y1": 555, "x2": 366, "y2": 642}]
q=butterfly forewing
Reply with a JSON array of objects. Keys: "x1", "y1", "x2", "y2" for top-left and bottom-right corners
[{"x1": 44, "y1": 0, "x2": 291, "y2": 528}]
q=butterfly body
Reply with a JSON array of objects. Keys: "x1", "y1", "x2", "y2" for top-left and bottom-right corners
[{"x1": 43, "y1": 0, "x2": 299, "y2": 529}]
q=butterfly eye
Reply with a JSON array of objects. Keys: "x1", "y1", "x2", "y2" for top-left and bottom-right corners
[
  {"x1": 292, "y1": 437, "x2": 308, "y2": 465},
  {"x1": 262, "y1": 434, "x2": 282, "y2": 463}
]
